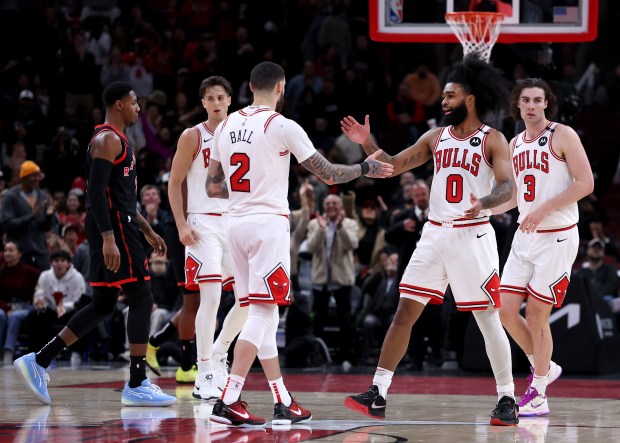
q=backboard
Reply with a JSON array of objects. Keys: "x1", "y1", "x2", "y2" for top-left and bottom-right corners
[{"x1": 371, "y1": 0, "x2": 598, "y2": 43}]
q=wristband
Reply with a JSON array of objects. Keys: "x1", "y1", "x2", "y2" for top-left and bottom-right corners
[{"x1": 360, "y1": 161, "x2": 370, "y2": 175}]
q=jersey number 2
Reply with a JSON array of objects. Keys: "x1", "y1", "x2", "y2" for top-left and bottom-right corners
[
  {"x1": 523, "y1": 175, "x2": 535, "y2": 202},
  {"x1": 230, "y1": 153, "x2": 250, "y2": 192},
  {"x1": 446, "y1": 174, "x2": 463, "y2": 203}
]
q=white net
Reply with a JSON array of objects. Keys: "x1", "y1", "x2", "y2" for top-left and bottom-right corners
[{"x1": 445, "y1": 12, "x2": 503, "y2": 62}]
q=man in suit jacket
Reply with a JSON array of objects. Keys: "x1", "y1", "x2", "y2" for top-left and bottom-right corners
[{"x1": 306, "y1": 194, "x2": 358, "y2": 365}]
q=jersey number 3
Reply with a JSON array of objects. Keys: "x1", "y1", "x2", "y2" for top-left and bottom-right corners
[
  {"x1": 230, "y1": 153, "x2": 250, "y2": 192},
  {"x1": 523, "y1": 175, "x2": 535, "y2": 202}
]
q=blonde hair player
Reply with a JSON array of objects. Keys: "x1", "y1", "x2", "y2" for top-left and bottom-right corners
[
  {"x1": 147, "y1": 76, "x2": 249, "y2": 400},
  {"x1": 495, "y1": 78, "x2": 594, "y2": 416}
]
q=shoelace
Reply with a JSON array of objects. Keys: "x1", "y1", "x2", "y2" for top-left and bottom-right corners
[
  {"x1": 43, "y1": 372, "x2": 50, "y2": 386},
  {"x1": 146, "y1": 383, "x2": 164, "y2": 395},
  {"x1": 492, "y1": 398, "x2": 513, "y2": 415},
  {"x1": 518, "y1": 387, "x2": 539, "y2": 407}
]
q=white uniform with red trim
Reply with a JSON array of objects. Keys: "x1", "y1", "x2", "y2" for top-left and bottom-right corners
[
  {"x1": 211, "y1": 105, "x2": 316, "y2": 305},
  {"x1": 400, "y1": 125, "x2": 502, "y2": 311},
  {"x1": 500, "y1": 122, "x2": 578, "y2": 307},
  {"x1": 183, "y1": 122, "x2": 237, "y2": 299}
]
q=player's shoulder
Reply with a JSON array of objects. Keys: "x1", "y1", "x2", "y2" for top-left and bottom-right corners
[
  {"x1": 484, "y1": 126, "x2": 509, "y2": 146},
  {"x1": 551, "y1": 122, "x2": 578, "y2": 138}
]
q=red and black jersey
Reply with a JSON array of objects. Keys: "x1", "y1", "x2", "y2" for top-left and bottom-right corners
[{"x1": 86, "y1": 124, "x2": 138, "y2": 215}]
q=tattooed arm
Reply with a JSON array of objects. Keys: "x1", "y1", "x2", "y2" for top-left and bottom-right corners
[
  {"x1": 301, "y1": 150, "x2": 393, "y2": 185},
  {"x1": 341, "y1": 115, "x2": 436, "y2": 176},
  {"x1": 464, "y1": 130, "x2": 514, "y2": 218},
  {"x1": 206, "y1": 159, "x2": 229, "y2": 199}
]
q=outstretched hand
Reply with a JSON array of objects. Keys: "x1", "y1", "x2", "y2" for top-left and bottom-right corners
[
  {"x1": 464, "y1": 193, "x2": 482, "y2": 219},
  {"x1": 363, "y1": 150, "x2": 394, "y2": 179},
  {"x1": 341, "y1": 115, "x2": 370, "y2": 145}
]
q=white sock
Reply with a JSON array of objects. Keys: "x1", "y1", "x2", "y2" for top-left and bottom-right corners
[
  {"x1": 497, "y1": 383, "x2": 515, "y2": 401},
  {"x1": 197, "y1": 359, "x2": 212, "y2": 375},
  {"x1": 372, "y1": 367, "x2": 394, "y2": 398},
  {"x1": 531, "y1": 374, "x2": 548, "y2": 396},
  {"x1": 269, "y1": 376, "x2": 292, "y2": 406},
  {"x1": 221, "y1": 374, "x2": 245, "y2": 405},
  {"x1": 526, "y1": 354, "x2": 535, "y2": 366}
]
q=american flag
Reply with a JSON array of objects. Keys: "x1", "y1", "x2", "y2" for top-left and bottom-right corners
[{"x1": 553, "y1": 6, "x2": 579, "y2": 23}]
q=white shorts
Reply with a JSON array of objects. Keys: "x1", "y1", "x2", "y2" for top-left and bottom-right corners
[
  {"x1": 227, "y1": 214, "x2": 292, "y2": 306},
  {"x1": 500, "y1": 224, "x2": 578, "y2": 307},
  {"x1": 400, "y1": 220, "x2": 501, "y2": 311},
  {"x1": 184, "y1": 213, "x2": 235, "y2": 292}
]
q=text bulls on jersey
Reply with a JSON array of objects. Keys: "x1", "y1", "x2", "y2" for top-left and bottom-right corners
[
  {"x1": 434, "y1": 147, "x2": 482, "y2": 176},
  {"x1": 512, "y1": 149, "x2": 549, "y2": 176}
]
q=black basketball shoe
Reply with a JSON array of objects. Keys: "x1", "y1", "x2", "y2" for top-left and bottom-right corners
[
  {"x1": 490, "y1": 395, "x2": 519, "y2": 426},
  {"x1": 272, "y1": 398, "x2": 312, "y2": 425},
  {"x1": 343, "y1": 385, "x2": 386, "y2": 419}
]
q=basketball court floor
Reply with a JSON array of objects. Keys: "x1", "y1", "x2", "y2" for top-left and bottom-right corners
[{"x1": 1, "y1": 362, "x2": 618, "y2": 442}]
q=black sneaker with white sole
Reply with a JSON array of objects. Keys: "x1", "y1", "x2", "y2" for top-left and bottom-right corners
[{"x1": 343, "y1": 385, "x2": 386, "y2": 419}]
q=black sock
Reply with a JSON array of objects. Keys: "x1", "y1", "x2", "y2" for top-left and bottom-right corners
[
  {"x1": 36, "y1": 336, "x2": 67, "y2": 368},
  {"x1": 129, "y1": 355, "x2": 147, "y2": 388},
  {"x1": 149, "y1": 321, "x2": 177, "y2": 347},
  {"x1": 180, "y1": 339, "x2": 195, "y2": 371}
]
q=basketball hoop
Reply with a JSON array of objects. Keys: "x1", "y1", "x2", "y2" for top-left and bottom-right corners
[{"x1": 445, "y1": 12, "x2": 503, "y2": 62}]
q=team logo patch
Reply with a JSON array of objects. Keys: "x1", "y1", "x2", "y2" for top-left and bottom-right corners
[
  {"x1": 264, "y1": 263, "x2": 291, "y2": 303},
  {"x1": 185, "y1": 253, "x2": 202, "y2": 284},
  {"x1": 481, "y1": 270, "x2": 501, "y2": 307},
  {"x1": 470, "y1": 137, "x2": 481, "y2": 147},
  {"x1": 549, "y1": 273, "x2": 570, "y2": 305},
  {"x1": 539, "y1": 136, "x2": 548, "y2": 146}
]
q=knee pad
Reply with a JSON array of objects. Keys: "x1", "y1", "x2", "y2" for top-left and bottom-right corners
[
  {"x1": 91, "y1": 286, "x2": 121, "y2": 316},
  {"x1": 257, "y1": 308, "x2": 279, "y2": 360},
  {"x1": 238, "y1": 304, "x2": 277, "y2": 350}
]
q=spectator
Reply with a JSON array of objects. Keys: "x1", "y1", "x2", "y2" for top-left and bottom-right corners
[
  {"x1": 290, "y1": 179, "x2": 314, "y2": 292},
  {"x1": 355, "y1": 248, "x2": 400, "y2": 365},
  {"x1": 42, "y1": 126, "x2": 82, "y2": 193},
  {"x1": 307, "y1": 194, "x2": 358, "y2": 366},
  {"x1": 62, "y1": 30, "x2": 99, "y2": 116},
  {"x1": 146, "y1": 252, "x2": 178, "y2": 335},
  {"x1": 386, "y1": 81, "x2": 426, "y2": 144},
  {"x1": 0, "y1": 241, "x2": 41, "y2": 365},
  {"x1": 100, "y1": 46, "x2": 130, "y2": 87},
  {"x1": 354, "y1": 198, "x2": 387, "y2": 278},
  {"x1": 27, "y1": 249, "x2": 87, "y2": 365},
  {"x1": 579, "y1": 239, "x2": 618, "y2": 300},
  {"x1": 0, "y1": 161, "x2": 57, "y2": 270},
  {"x1": 57, "y1": 191, "x2": 86, "y2": 244},
  {"x1": 139, "y1": 184, "x2": 169, "y2": 243}
]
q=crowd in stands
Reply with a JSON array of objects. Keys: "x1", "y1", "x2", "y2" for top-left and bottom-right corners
[{"x1": 0, "y1": 1, "x2": 619, "y2": 369}]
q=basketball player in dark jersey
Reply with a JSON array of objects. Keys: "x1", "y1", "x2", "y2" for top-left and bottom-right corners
[{"x1": 14, "y1": 82, "x2": 176, "y2": 407}]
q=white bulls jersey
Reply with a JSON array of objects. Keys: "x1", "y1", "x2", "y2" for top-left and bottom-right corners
[
  {"x1": 512, "y1": 122, "x2": 577, "y2": 229},
  {"x1": 187, "y1": 122, "x2": 227, "y2": 214},
  {"x1": 212, "y1": 105, "x2": 316, "y2": 216},
  {"x1": 429, "y1": 125, "x2": 495, "y2": 221}
]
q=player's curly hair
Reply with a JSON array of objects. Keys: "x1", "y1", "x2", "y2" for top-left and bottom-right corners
[
  {"x1": 508, "y1": 78, "x2": 558, "y2": 121},
  {"x1": 446, "y1": 53, "x2": 509, "y2": 117}
]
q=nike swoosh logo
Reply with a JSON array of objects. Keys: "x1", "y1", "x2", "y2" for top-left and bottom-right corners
[
  {"x1": 230, "y1": 408, "x2": 249, "y2": 419},
  {"x1": 371, "y1": 401, "x2": 385, "y2": 409},
  {"x1": 515, "y1": 143, "x2": 522, "y2": 148},
  {"x1": 203, "y1": 138, "x2": 213, "y2": 143},
  {"x1": 557, "y1": 238, "x2": 568, "y2": 242},
  {"x1": 439, "y1": 138, "x2": 450, "y2": 142},
  {"x1": 477, "y1": 233, "x2": 487, "y2": 238},
  {"x1": 290, "y1": 406, "x2": 303, "y2": 416}
]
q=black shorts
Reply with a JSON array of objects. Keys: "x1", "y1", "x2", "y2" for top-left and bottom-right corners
[{"x1": 86, "y1": 210, "x2": 150, "y2": 288}]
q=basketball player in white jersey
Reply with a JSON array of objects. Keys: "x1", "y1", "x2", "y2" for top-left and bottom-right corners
[
  {"x1": 160, "y1": 76, "x2": 248, "y2": 400},
  {"x1": 494, "y1": 78, "x2": 593, "y2": 416},
  {"x1": 206, "y1": 61, "x2": 393, "y2": 426},
  {"x1": 341, "y1": 54, "x2": 518, "y2": 426}
]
